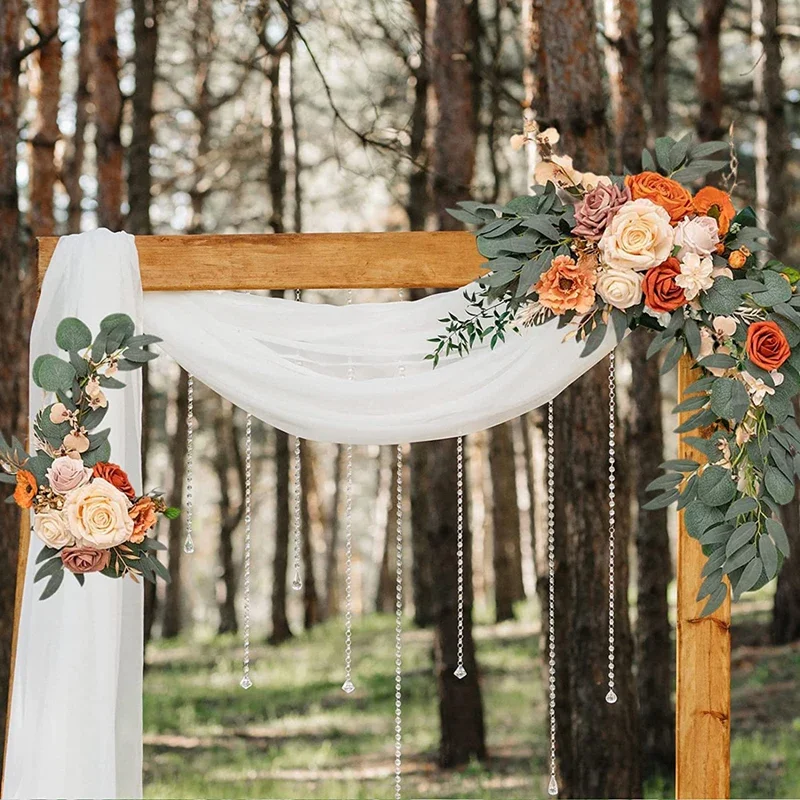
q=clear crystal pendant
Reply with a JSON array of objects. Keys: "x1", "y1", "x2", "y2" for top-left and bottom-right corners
[
  {"x1": 291, "y1": 572, "x2": 302, "y2": 591},
  {"x1": 548, "y1": 774, "x2": 559, "y2": 796},
  {"x1": 182, "y1": 533, "x2": 194, "y2": 554},
  {"x1": 453, "y1": 436, "x2": 467, "y2": 681},
  {"x1": 240, "y1": 674, "x2": 252, "y2": 690},
  {"x1": 341, "y1": 679, "x2": 355, "y2": 694},
  {"x1": 605, "y1": 688, "x2": 618, "y2": 704},
  {"x1": 454, "y1": 665, "x2": 466, "y2": 680}
]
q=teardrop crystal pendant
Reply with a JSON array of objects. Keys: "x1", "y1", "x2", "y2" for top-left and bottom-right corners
[
  {"x1": 183, "y1": 533, "x2": 195, "y2": 554},
  {"x1": 548, "y1": 774, "x2": 559, "y2": 796},
  {"x1": 240, "y1": 674, "x2": 252, "y2": 690},
  {"x1": 454, "y1": 665, "x2": 466, "y2": 680},
  {"x1": 605, "y1": 688, "x2": 618, "y2": 704},
  {"x1": 291, "y1": 571, "x2": 302, "y2": 591},
  {"x1": 341, "y1": 679, "x2": 355, "y2": 694}
]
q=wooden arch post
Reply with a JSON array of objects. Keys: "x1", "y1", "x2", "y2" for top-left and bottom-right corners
[{"x1": 3, "y1": 233, "x2": 731, "y2": 798}]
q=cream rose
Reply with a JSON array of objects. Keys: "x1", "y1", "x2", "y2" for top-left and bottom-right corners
[
  {"x1": 64, "y1": 477, "x2": 133, "y2": 549},
  {"x1": 598, "y1": 198, "x2": 674, "y2": 271},
  {"x1": 46, "y1": 455, "x2": 92, "y2": 494},
  {"x1": 673, "y1": 215, "x2": 720, "y2": 259},
  {"x1": 595, "y1": 266, "x2": 644, "y2": 310},
  {"x1": 33, "y1": 509, "x2": 76, "y2": 549}
]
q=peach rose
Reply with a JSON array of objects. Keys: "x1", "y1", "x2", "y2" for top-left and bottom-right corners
[
  {"x1": 46, "y1": 455, "x2": 92, "y2": 494},
  {"x1": 33, "y1": 509, "x2": 76, "y2": 549},
  {"x1": 60, "y1": 546, "x2": 110, "y2": 574},
  {"x1": 14, "y1": 470, "x2": 38, "y2": 509},
  {"x1": 693, "y1": 186, "x2": 736, "y2": 236},
  {"x1": 642, "y1": 257, "x2": 687, "y2": 313},
  {"x1": 599, "y1": 199, "x2": 674, "y2": 272},
  {"x1": 625, "y1": 171, "x2": 694, "y2": 223},
  {"x1": 535, "y1": 255, "x2": 597, "y2": 315},
  {"x1": 746, "y1": 321, "x2": 791, "y2": 371},
  {"x1": 93, "y1": 462, "x2": 136, "y2": 499},
  {"x1": 129, "y1": 497, "x2": 157, "y2": 544},
  {"x1": 64, "y1": 477, "x2": 133, "y2": 549}
]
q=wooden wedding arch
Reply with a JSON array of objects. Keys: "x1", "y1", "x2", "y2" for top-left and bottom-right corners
[{"x1": 5, "y1": 231, "x2": 731, "y2": 798}]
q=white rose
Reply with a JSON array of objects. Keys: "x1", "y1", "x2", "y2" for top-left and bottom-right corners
[
  {"x1": 595, "y1": 266, "x2": 644, "y2": 310},
  {"x1": 33, "y1": 509, "x2": 76, "y2": 549},
  {"x1": 675, "y1": 253, "x2": 715, "y2": 300},
  {"x1": 64, "y1": 477, "x2": 133, "y2": 549},
  {"x1": 673, "y1": 215, "x2": 720, "y2": 259},
  {"x1": 599, "y1": 198, "x2": 674, "y2": 272}
]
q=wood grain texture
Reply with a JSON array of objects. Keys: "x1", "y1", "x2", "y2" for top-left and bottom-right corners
[
  {"x1": 37, "y1": 232, "x2": 486, "y2": 290},
  {"x1": 676, "y1": 354, "x2": 731, "y2": 799}
]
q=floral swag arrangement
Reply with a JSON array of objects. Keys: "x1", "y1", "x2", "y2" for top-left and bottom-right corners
[
  {"x1": 432, "y1": 127, "x2": 795, "y2": 616},
  {"x1": 0, "y1": 314, "x2": 178, "y2": 599}
]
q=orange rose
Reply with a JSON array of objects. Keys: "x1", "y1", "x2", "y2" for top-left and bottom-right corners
[
  {"x1": 746, "y1": 321, "x2": 790, "y2": 371},
  {"x1": 535, "y1": 254, "x2": 597, "y2": 315},
  {"x1": 128, "y1": 497, "x2": 157, "y2": 543},
  {"x1": 92, "y1": 462, "x2": 136, "y2": 499},
  {"x1": 693, "y1": 186, "x2": 735, "y2": 236},
  {"x1": 14, "y1": 470, "x2": 38, "y2": 509},
  {"x1": 625, "y1": 171, "x2": 694, "y2": 224},
  {"x1": 643, "y1": 257, "x2": 687, "y2": 313}
]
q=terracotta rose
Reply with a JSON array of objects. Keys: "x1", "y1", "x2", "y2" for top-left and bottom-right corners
[
  {"x1": 92, "y1": 462, "x2": 136, "y2": 499},
  {"x1": 60, "y1": 546, "x2": 111, "y2": 574},
  {"x1": 129, "y1": 497, "x2": 157, "y2": 544},
  {"x1": 643, "y1": 258, "x2": 687, "y2": 313},
  {"x1": 625, "y1": 171, "x2": 693, "y2": 224},
  {"x1": 746, "y1": 321, "x2": 791, "y2": 371}
]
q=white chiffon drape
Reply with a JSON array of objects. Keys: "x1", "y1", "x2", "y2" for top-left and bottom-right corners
[{"x1": 4, "y1": 228, "x2": 616, "y2": 799}]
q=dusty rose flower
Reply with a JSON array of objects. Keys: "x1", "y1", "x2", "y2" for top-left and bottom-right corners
[
  {"x1": 673, "y1": 215, "x2": 720, "y2": 259},
  {"x1": 572, "y1": 182, "x2": 631, "y2": 241},
  {"x1": 60, "y1": 546, "x2": 110, "y2": 574},
  {"x1": 64, "y1": 478, "x2": 133, "y2": 549},
  {"x1": 676, "y1": 253, "x2": 715, "y2": 300},
  {"x1": 129, "y1": 497, "x2": 157, "y2": 544},
  {"x1": 33, "y1": 509, "x2": 75, "y2": 549},
  {"x1": 535, "y1": 255, "x2": 597, "y2": 315},
  {"x1": 92, "y1": 462, "x2": 136, "y2": 500},
  {"x1": 63, "y1": 430, "x2": 90, "y2": 455},
  {"x1": 49, "y1": 402, "x2": 70, "y2": 425},
  {"x1": 595, "y1": 266, "x2": 643, "y2": 310},
  {"x1": 14, "y1": 470, "x2": 38, "y2": 510},
  {"x1": 599, "y1": 199, "x2": 674, "y2": 272},
  {"x1": 46, "y1": 455, "x2": 93, "y2": 495}
]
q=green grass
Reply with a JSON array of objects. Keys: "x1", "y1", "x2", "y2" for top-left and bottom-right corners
[{"x1": 143, "y1": 604, "x2": 800, "y2": 799}]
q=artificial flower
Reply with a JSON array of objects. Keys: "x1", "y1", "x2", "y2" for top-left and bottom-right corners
[
  {"x1": 746, "y1": 320, "x2": 791, "y2": 371},
  {"x1": 60, "y1": 546, "x2": 111, "y2": 574},
  {"x1": 535, "y1": 255, "x2": 596, "y2": 315},
  {"x1": 14, "y1": 470, "x2": 38, "y2": 509},
  {"x1": 698, "y1": 330, "x2": 730, "y2": 376},
  {"x1": 741, "y1": 371, "x2": 775, "y2": 406},
  {"x1": 624, "y1": 171, "x2": 694, "y2": 223},
  {"x1": 598, "y1": 198, "x2": 674, "y2": 272},
  {"x1": 46, "y1": 455, "x2": 92, "y2": 495},
  {"x1": 572, "y1": 182, "x2": 631, "y2": 241},
  {"x1": 675, "y1": 253, "x2": 714, "y2": 300},
  {"x1": 579, "y1": 173, "x2": 612, "y2": 191},
  {"x1": 595, "y1": 266, "x2": 643, "y2": 310},
  {"x1": 673, "y1": 215, "x2": 720, "y2": 259},
  {"x1": 712, "y1": 316, "x2": 737, "y2": 338},
  {"x1": 534, "y1": 154, "x2": 583, "y2": 189},
  {"x1": 33, "y1": 509, "x2": 76, "y2": 549},
  {"x1": 129, "y1": 497, "x2": 157, "y2": 543},
  {"x1": 642, "y1": 257, "x2": 686, "y2": 313},
  {"x1": 63, "y1": 430, "x2": 90, "y2": 455},
  {"x1": 64, "y1": 477, "x2": 133, "y2": 549},
  {"x1": 510, "y1": 134, "x2": 526, "y2": 151},
  {"x1": 49, "y1": 403, "x2": 70, "y2": 425},
  {"x1": 537, "y1": 127, "x2": 560, "y2": 146},
  {"x1": 693, "y1": 186, "x2": 736, "y2": 236},
  {"x1": 93, "y1": 462, "x2": 136, "y2": 500},
  {"x1": 85, "y1": 377, "x2": 108, "y2": 411},
  {"x1": 728, "y1": 249, "x2": 748, "y2": 269}
]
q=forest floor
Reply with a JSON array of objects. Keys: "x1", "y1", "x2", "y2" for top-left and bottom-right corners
[{"x1": 143, "y1": 601, "x2": 800, "y2": 799}]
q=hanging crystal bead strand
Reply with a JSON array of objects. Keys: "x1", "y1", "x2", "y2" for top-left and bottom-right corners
[
  {"x1": 606, "y1": 352, "x2": 618, "y2": 705},
  {"x1": 291, "y1": 289, "x2": 303, "y2": 591},
  {"x1": 546, "y1": 402, "x2": 559, "y2": 797},
  {"x1": 240, "y1": 414, "x2": 253, "y2": 690},
  {"x1": 393, "y1": 441, "x2": 404, "y2": 800},
  {"x1": 183, "y1": 373, "x2": 195, "y2": 554},
  {"x1": 454, "y1": 436, "x2": 467, "y2": 680},
  {"x1": 342, "y1": 289, "x2": 356, "y2": 694}
]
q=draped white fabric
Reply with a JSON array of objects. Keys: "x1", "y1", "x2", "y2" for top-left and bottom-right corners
[{"x1": 6, "y1": 228, "x2": 616, "y2": 798}]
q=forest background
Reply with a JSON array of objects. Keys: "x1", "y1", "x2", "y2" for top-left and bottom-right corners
[{"x1": 0, "y1": 0, "x2": 799, "y2": 797}]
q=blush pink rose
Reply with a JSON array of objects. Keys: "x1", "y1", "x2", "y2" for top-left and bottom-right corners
[
  {"x1": 46, "y1": 455, "x2": 93, "y2": 494},
  {"x1": 572, "y1": 182, "x2": 631, "y2": 241},
  {"x1": 60, "y1": 546, "x2": 110, "y2": 574}
]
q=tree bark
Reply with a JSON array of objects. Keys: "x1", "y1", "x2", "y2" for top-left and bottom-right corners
[
  {"x1": 649, "y1": 0, "x2": 670, "y2": 140},
  {"x1": 86, "y1": 0, "x2": 123, "y2": 230},
  {"x1": 489, "y1": 422, "x2": 524, "y2": 621},
  {"x1": 532, "y1": 0, "x2": 642, "y2": 795},
  {"x1": 29, "y1": 0, "x2": 61, "y2": 236},
  {"x1": 270, "y1": 424, "x2": 293, "y2": 643},
  {"x1": 324, "y1": 444, "x2": 345, "y2": 618},
  {"x1": 300, "y1": 439, "x2": 321, "y2": 629},
  {"x1": 161, "y1": 369, "x2": 190, "y2": 639},
  {"x1": 63, "y1": 1, "x2": 88, "y2": 234},
  {"x1": 0, "y1": 0, "x2": 25, "y2": 779},
  {"x1": 696, "y1": 0, "x2": 728, "y2": 143},
  {"x1": 375, "y1": 447, "x2": 398, "y2": 614}
]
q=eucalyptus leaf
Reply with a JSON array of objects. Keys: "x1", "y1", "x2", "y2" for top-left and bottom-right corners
[
  {"x1": 702, "y1": 583, "x2": 729, "y2": 616},
  {"x1": 697, "y1": 466, "x2": 737, "y2": 507},
  {"x1": 765, "y1": 517, "x2": 790, "y2": 556},
  {"x1": 39, "y1": 568, "x2": 65, "y2": 600},
  {"x1": 56, "y1": 318, "x2": 92, "y2": 352},
  {"x1": 759, "y1": 534, "x2": 779, "y2": 580},
  {"x1": 33, "y1": 355, "x2": 76, "y2": 392},
  {"x1": 765, "y1": 466, "x2": 794, "y2": 505},
  {"x1": 725, "y1": 521, "x2": 757, "y2": 557},
  {"x1": 733, "y1": 556, "x2": 764, "y2": 600}
]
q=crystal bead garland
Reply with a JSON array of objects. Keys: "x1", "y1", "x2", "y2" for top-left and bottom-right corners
[
  {"x1": 393, "y1": 441, "x2": 404, "y2": 800},
  {"x1": 183, "y1": 373, "x2": 195, "y2": 555},
  {"x1": 342, "y1": 289, "x2": 356, "y2": 694},
  {"x1": 291, "y1": 289, "x2": 303, "y2": 591},
  {"x1": 240, "y1": 413, "x2": 253, "y2": 690},
  {"x1": 454, "y1": 436, "x2": 467, "y2": 681},
  {"x1": 606, "y1": 352, "x2": 618, "y2": 705},
  {"x1": 546, "y1": 402, "x2": 559, "y2": 797}
]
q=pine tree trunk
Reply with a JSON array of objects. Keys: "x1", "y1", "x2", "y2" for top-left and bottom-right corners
[
  {"x1": 86, "y1": 0, "x2": 123, "y2": 230},
  {"x1": 300, "y1": 439, "x2": 321, "y2": 629},
  {"x1": 489, "y1": 422, "x2": 524, "y2": 621},
  {"x1": 376, "y1": 447, "x2": 398, "y2": 614},
  {"x1": 696, "y1": 0, "x2": 728, "y2": 143},
  {"x1": 29, "y1": 0, "x2": 60, "y2": 236},
  {"x1": 533, "y1": 0, "x2": 642, "y2": 794},
  {"x1": 324, "y1": 444, "x2": 344, "y2": 618},
  {"x1": 649, "y1": 0, "x2": 670, "y2": 140},
  {"x1": 63, "y1": 1, "x2": 88, "y2": 234},
  {"x1": 0, "y1": 0, "x2": 25, "y2": 779},
  {"x1": 162, "y1": 370, "x2": 190, "y2": 639},
  {"x1": 270, "y1": 425, "x2": 293, "y2": 643}
]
